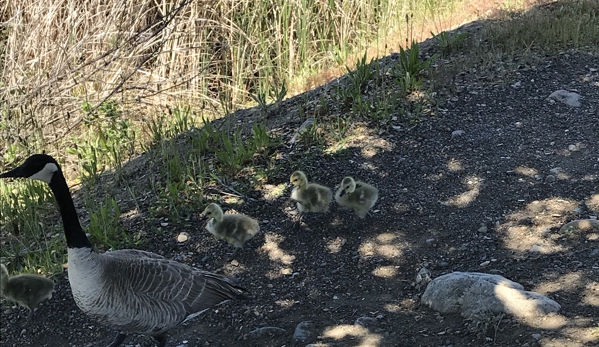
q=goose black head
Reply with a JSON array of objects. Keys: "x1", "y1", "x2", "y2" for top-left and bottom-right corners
[{"x1": 0, "y1": 154, "x2": 60, "y2": 184}]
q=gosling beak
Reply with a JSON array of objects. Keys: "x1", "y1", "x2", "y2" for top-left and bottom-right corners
[
  {"x1": 0, "y1": 165, "x2": 25, "y2": 178},
  {"x1": 339, "y1": 189, "x2": 346, "y2": 197}
]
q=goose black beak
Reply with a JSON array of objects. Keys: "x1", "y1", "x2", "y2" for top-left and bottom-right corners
[
  {"x1": 339, "y1": 189, "x2": 346, "y2": 197},
  {"x1": 0, "y1": 166, "x2": 24, "y2": 179}
]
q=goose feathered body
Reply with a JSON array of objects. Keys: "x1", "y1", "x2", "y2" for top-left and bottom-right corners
[
  {"x1": 202, "y1": 204, "x2": 259, "y2": 249},
  {"x1": 1, "y1": 154, "x2": 248, "y2": 347},
  {"x1": 68, "y1": 248, "x2": 245, "y2": 336},
  {"x1": 334, "y1": 176, "x2": 378, "y2": 218},
  {"x1": 0, "y1": 263, "x2": 54, "y2": 324},
  {"x1": 289, "y1": 171, "x2": 332, "y2": 213}
]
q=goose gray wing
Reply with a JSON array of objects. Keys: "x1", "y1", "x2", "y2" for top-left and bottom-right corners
[
  {"x1": 106, "y1": 249, "x2": 167, "y2": 260},
  {"x1": 98, "y1": 254, "x2": 248, "y2": 334}
]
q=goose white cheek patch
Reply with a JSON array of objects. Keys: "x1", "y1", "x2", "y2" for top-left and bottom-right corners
[{"x1": 29, "y1": 163, "x2": 59, "y2": 183}]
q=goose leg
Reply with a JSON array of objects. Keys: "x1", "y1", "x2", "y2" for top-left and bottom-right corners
[
  {"x1": 227, "y1": 247, "x2": 240, "y2": 261},
  {"x1": 107, "y1": 332, "x2": 127, "y2": 347},
  {"x1": 21, "y1": 309, "x2": 34, "y2": 328},
  {"x1": 153, "y1": 334, "x2": 167, "y2": 347},
  {"x1": 294, "y1": 213, "x2": 304, "y2": 230}
]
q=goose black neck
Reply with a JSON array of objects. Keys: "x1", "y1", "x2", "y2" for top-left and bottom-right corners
[{"x1": 49, "y1": 171, "x2": 92, "y2": 249}]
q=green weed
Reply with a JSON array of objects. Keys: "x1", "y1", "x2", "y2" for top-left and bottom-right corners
[
  {"x1": 0, "y1": 180, "x2": 65, "y2": 275},
  {"x1": 68, "y1": 101, "x2": 137, "y2": 184},
  {"x1": 251, "y1": 91, "x2": 269, "y2": 118},
  {"x1": 85, "y1": 195, "x2": 128, "y2": 251},
  {"x1": 432, "y1": 30, "x2": 468, "y2": 56},
  {"x1": 347, "y1": 52, "x2": 376, "y2": 93},
  {"x1": 395, "y1": 40, "x2": 438, "y2": 94}
]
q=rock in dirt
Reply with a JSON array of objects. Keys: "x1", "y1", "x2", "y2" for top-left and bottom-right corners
[
  {"x1": 421, "y1": 272, "x2": 560, "y2": 319},
  {"x1": 240, "y1": 326, "x2": 286, "y2": 340},
  {"x1": 451, "y1": 130, "x2": 465, "y2": 138},
  {"x1": 289, "y1": 118, "x2": 315, "y2": 145},
  {"x1": 546, "y1": 89, "x2": 581, "y2": 107},
  {"x1": 415, "y1": 267, "x2": 432, "y2": 290},
  {"x1": 176, "y1": 232, "x2": 189, "y2": 243},
  {"x1": 560, "y1": 219, "x2": 599, "y2": 232},
  {"x1": 354, "y1": 316, "x2": 378, "y2": 328},
  {"x1": 530, "y1": 245, "x2": 543, "y2": 253},
  {"x1": 293, "y1": 321, "x2": 315, "y2": 343}
]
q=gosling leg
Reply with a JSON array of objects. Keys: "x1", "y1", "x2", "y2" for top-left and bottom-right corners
[
  {"x1": 227, "y1": 247, "x2": 240, "y2": 261},
  {"x1": 107, "y1": 332, "x2": 127, "y2": 347},
  {"x1": 21, "y1": 308, "x2": 34, "y2": 328},
  {"x1": 153, "y1": 334, "x2": 167, "y2": 347}
]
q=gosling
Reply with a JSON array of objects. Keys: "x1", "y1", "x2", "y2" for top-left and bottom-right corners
[
  {"x1": 290, "y1": 171, "x2": 332, "y2": 214},
  {"x1": 335, "y1": 176, "x2": 379, "y2": 218},
  {"x1": 0, "y1": 263, "x2": 55, "y2": 325},
  {"x1": 201, "y1": 203, "x2": 260, "y2": 258}
]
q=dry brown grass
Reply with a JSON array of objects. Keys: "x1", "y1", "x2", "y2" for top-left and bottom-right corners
[
  {"x1": 4, "y1": 0, "x2": 505, "y2": 166},
  {"x1": 1, "y1": 0, "x2": 208, "y2": 155}
]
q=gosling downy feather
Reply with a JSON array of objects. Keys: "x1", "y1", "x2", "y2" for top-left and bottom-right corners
[
  {"x1": 335, "y1": 176, "x2": 379, "y2": 218},
  {"x1": 0, "y1": 154, "x2": 249, "y2": 347},
  {"x1": 201, "y1": 203, "x2": 259, "y2": 252},
  {"x1": 289, "y1": 171, "x2": 332, "y2": 213},
  {"x1": 0, "y1": 263, "x2": 54, "y2": 324}
]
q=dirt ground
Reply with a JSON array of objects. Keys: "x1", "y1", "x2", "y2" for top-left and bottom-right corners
[{"x1": 1, "y1": 33, "x2": 599, "y2": 347}]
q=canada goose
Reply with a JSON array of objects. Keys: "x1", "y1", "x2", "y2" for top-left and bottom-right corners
[
  {"x1": 200, "y1": 203, "x2": 260, "y2": 258},
  {"x1": 0, "y1": 263, "x2": 54, "y2": 325},
  {"x1": 335, "y1": 176, "x2": 379, "y2": 218},
  {"x1": 289, "y1": 171, "x2": 332, "y2": 214},
  {"x1": 0, "y1": 154, "x2": 249, "y2": 347}
]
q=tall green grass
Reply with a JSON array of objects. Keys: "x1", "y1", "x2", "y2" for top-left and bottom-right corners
[{"x1": 0, "y1": 0, "x2": 461, "y2": 168}]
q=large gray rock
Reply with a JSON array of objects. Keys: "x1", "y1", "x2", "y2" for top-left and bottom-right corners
[
  {"x1": 421, "y1": 272, "x2": 560, "y2": 319},
  {"x1": 546, "y1": 89, "x2": 581, "y2": 107},
  {"x1": 293, "y1": 321, "x2": 315, "y2": 343}
]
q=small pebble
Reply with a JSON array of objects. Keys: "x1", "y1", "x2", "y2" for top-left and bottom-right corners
[
  {"x1": 451, "y1": 130, "x2": 465, "y2": 138},
  {"x1": 530, "y1": 245, "x2": 543, "y2": 253},
  {"x1": 176, "y1": 233, "x2": 189, "y2": 243},
  {"x1": 355, "y1": 316, "x2": 378, "y2": 328}
]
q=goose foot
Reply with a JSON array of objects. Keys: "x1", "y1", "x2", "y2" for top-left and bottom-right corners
[
  {"x1": 153, "y1": 334, "x2": 167, "y2": 347},
  {"x1": 292, "y1": 213, "x2": 305, "y2": 231},
  {"x1": 227, "y1": 248, "x2": 240, "y2": 261},
  {"x1": 19, "y1": 309, "x2": 34, "y2": 328},
  {"x1": 107, "y1": 332, "x2": 127, "y2": 347}
]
